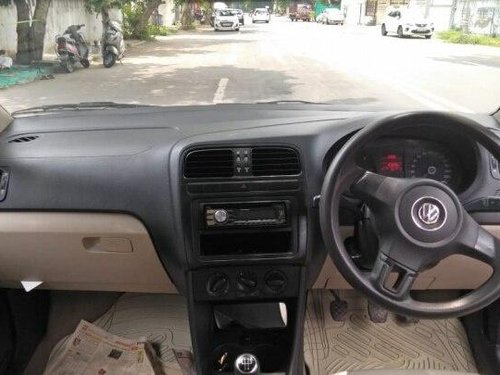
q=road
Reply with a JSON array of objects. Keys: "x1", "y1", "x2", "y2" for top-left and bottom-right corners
[{"x1": 2, "y1": 16, "x2": 500, "y2": 113}]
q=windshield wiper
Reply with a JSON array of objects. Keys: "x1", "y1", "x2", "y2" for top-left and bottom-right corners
[{"x1": 13, "y1": 102, "x2": 152, "y2": 116}]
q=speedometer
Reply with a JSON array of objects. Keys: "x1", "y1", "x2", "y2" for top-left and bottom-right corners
[{"x1": 408, "y1": 149, "x2": 456, "y2": 187}]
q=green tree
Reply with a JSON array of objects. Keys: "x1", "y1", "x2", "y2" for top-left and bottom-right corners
[
  {"x1": 175, "y1": 0, "x2": 195, "y2": 30},
  {"x1": 0, "y1": 0, "x2": 52, "y2": 64},
  {"x1": 84, "y1": 0, "x2": 126, "y2": 24},
  {"x1": 85, "y1": 0, "x2": 163, "y2": 39},
  {"x1": 275, "y1": 0, "x2": 289, "y2": 13}
]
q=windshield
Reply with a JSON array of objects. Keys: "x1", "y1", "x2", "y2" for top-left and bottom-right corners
[
  {"x1": 217, "y1": 10, "x2": 236, "y2": 16},
  {"x1": 0, "y1": 1, "x2": 499, "y2": 114}
]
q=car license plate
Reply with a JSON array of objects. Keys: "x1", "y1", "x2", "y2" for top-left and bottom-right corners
[{"x1": 417, "y1": 28, "x2": 427, "y2": 32}]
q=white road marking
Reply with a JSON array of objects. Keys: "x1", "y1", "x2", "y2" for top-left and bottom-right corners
[
  {"x1": 464, "y1": 61, "x2": 482, "y2": 67},
  {"x1": 395, "y1": 81, "x2": 475, "y2": 113},
  {"x1": 213, "y1": 78, "x2": 229, "y2": 104}
]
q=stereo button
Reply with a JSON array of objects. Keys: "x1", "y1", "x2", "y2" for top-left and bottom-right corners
[{"x1": 214, "y1": 209, "x2": 228, "y2": 223}]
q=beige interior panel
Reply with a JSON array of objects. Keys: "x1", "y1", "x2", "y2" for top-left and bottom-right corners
[
  {"x1": 313, "y1": 225, "x2": 496, "y2": 290},
  {"x1": 0, "y1": 213, "x2": 177, "y2": 293},
  {"x1": 0, "y1": 104, "x2": 13, "y2": 132}
]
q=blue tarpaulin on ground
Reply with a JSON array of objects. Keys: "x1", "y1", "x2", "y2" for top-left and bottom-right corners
[{"x1": 0, "y1": 65, "x2": 52, "y2": 89}]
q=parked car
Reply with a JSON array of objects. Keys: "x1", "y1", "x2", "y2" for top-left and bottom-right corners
[
  {"x1": 381, "y1": 7, "x2": 434, "y2": 38},
  {"x1": 214, "y1": 9, "x2": 240, "y2": 31},
  {"x1": 320, "y1": 8, "x2": 345, "y2": 25},
  {"x1": 252, "y1": 8, "x2": 270, "y2": 23},
  {"x1": 230, "y1": 8, "x2": 245, "y2": 26}
]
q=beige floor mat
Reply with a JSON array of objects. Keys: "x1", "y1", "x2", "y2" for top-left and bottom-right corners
[
  {"x1": 46, "y1": 294, "x2": 192, "y2": 373},
  {"x1": 304, "y1": 290, "x2": 478, "y2": 374},
  {"x1": 46, "y1": 292, "x2": 478, "y2": 374}
]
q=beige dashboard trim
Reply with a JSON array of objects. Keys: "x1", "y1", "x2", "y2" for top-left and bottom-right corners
[
  {"x1": 0, "y1": 212, "x2": 177, "y2": 293},
  {"x1": 0, "y1": 104, "x2": 13, "y2": 133},
  {"x1": 313, "y1": 225, "x2": 496, "y2": 290}
]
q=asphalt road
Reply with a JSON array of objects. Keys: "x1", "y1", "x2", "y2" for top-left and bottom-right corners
[{"x1": 2, "y1": 16, "x2": 500, "y2": 113}]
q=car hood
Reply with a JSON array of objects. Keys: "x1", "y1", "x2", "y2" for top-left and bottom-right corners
[{"x1": 403, "y1": 16, "x2": 431, "y2": 23}]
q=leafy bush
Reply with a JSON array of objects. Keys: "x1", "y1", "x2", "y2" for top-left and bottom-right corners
[
  {"x1": 122, "y1": 3, "x2": 149, "y2": 39},
  {"x1": 147, "y1": 24, "x2": 178, "y2": 36},
  {"x1": 438, "y1": 30, "x2": 500, "y2": 47}
]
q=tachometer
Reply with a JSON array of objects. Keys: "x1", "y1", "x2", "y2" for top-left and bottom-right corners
[{"x1": 408, "y1": 149, "x2": 456, "y2": 187}]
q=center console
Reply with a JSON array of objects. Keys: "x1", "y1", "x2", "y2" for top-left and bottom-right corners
[{"x1": 181, "y1": 146, "x2": 308, "y2": 374}]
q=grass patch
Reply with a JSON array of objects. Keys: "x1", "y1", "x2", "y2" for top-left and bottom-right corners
[
  {"x1": 148, "y1": 24, "x2": 178, "y2": 37},
  {"x1": 438, "y1": 30, "x2": 500, "y2": 47}
]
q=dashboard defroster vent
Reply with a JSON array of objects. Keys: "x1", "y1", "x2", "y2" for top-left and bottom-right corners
[
  {"x1": 252, "y1": 147, "x2": 301, "y2": 176},
  {"x1": 184, "y1": 149, "x2": 234, "y2": 178},
  {"x1": 8, "y1": 135, "x2": 39, "y2": 144}
]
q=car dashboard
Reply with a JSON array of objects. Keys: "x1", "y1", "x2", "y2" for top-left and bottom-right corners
[
  {"x1": 2, "y1": 104, "x2": 500, "y2": 374},
  {"x1": 0, "y1": 105, "x2": 499, "y2": 292}
]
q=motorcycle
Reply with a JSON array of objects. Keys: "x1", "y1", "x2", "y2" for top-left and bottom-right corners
[
  {"x1": 55, "y1": 24, "x2": 90, "y2": 73},
  {"x1": 102, "y1": 21, "x2": 125, "y2": 68}
]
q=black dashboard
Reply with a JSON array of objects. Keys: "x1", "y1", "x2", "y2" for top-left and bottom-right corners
[
  {"x1": 2, "y1": 105, "x2": 500, "y2": 374},
  {"x1": 0, "y1": 104, "x2": 499, "y2": 293}
]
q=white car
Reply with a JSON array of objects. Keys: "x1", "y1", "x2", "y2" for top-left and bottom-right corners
[
  {"x1": 320, "y1": 9, "x2": 344, "y2": 25},
  {"x1": 381, "y1": 8, "x2": 434, "y2": 38},
  {"x1": 252, "y1": 8, "x2": 270, "y2": 23},
  {"x1": 214, "y1": 9, "x2": 240, "y2": 31}
]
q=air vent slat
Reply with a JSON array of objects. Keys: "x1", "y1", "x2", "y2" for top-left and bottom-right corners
[
  {"x1": 8, "y1": 135, "x2": 39, "y2": 144},
  {"x1": 184, "y1": 149, "x2": 234, "y2": 178},
  {"x1": 252, "y1": 147, "x2": 301, "y2": 176}
]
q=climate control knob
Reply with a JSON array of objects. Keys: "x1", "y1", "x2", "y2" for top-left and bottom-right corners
[
  {"x1": 236, "y1": 271, "x2": 257, "y2": 293},
  {"x1": 264, "y1": 270, "x2": 287, "y2": 294},
  {"x1": 206, "y1": 273, "x2": 229, "y2": 297}
]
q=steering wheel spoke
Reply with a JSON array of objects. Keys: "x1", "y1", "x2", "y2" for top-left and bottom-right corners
[
  {"x1": 351, "y1": 168, "x2": 408, "y2": 209},
  {"x1": 370, "y1": 253, "x2": 417, "y2": 301},
  {"x1": 456, "y1": 214, "x2": 499, "y2": 268}
]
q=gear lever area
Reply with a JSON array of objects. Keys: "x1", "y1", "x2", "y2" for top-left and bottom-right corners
[
  {"x1": 234, "y1": 353, "x2": 260, "y2": 374},
  {"x1": 187, "y1": 290, "x2": 303, "y2": 374},
  {"x1": 189, "y1": 266, "x2": 306, "y2": 375}
]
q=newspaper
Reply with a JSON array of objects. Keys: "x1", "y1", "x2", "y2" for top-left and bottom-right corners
[{"x1": 44, "y1": 320, "x2": 162, "y2": 375}]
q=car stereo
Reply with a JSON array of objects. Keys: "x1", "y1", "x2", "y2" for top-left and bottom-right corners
[{"x1": 204, "y1": 202, "x2": 287, "y2": 228}]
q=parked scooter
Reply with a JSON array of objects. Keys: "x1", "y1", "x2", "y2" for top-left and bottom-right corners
[
  {"x1": 55, "y1": 24, "x2": 90, "y2": 73},
  {"x1": 102, "y1": 20, "x2": 125, "y2": 68}
]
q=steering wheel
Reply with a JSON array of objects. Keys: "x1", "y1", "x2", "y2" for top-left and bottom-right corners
[{"x1": 320, "y1": 112, "x2": 500, "y2": 319}]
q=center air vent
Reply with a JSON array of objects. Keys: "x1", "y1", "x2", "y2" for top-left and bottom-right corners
[
  {"x1": 184, "y1": 149, "x2": 234, "y2": 178},
  {"x1": 8, "y1": 135, "x2": 39, "y2": 144},
  {"x1": 252, "y1": 147, "x2": 301, "y2": 176}
]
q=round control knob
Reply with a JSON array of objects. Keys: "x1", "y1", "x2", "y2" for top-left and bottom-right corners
[
  {"x1": 264, "y1": 270, "x2": 287, "y2": 294},
  {"x1": 234, "y1": 353, "x2": 259, "y2": 374},
  {"x1": 206, "y1": 273, "x2": 229, "y2": 297},
  {"x1": 236, "y1": 271, "x2": 257, "y2": 293},
  {"x1": 214, "y1": 209, "x2": 228, "y2": 224}
]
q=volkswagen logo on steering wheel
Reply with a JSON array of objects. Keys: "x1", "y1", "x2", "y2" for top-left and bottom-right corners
[
  {"x1": 418, "y1": 202, "x2": 440, "y2": 225},
  {"x1": 411, "y1": 197, "x2": 447, "y2": 231}
]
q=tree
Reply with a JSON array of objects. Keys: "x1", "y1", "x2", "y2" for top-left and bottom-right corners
[
  {"x1": 84, "y1": 0, "x2": 127, "y2": 25},
  {"x1": 275, "y1": 0, "x2": 289, "y2": 13},
  {"x1": 0, "y1": 0, "x2": 52, "y2": 64},
  {"x1": 85, "y1": 0, "x2": 162, "y2": 39},
  {"x1": 175, "y1": 0, "x2": 194, "y2": 30}
]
